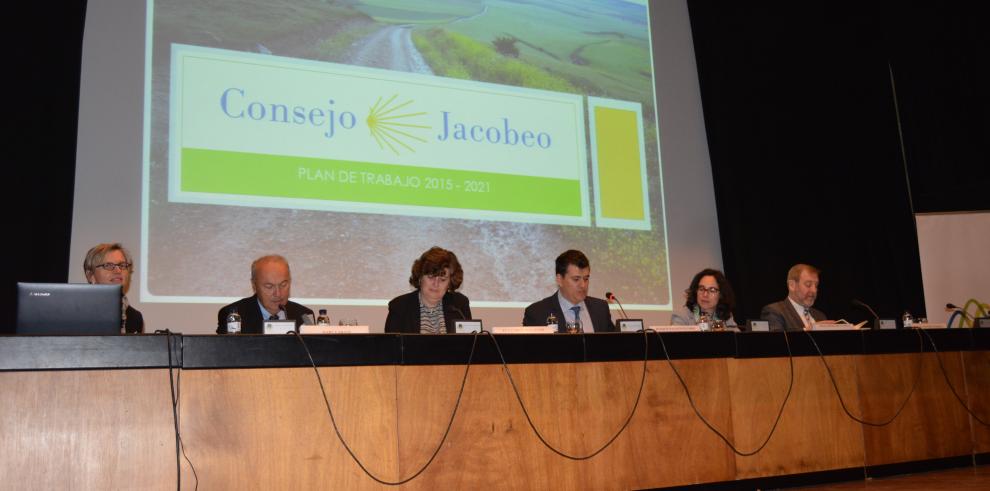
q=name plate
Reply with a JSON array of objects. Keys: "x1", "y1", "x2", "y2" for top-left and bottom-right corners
[
  {"x1": 263, "y1": 320, "x2": 296, "y2": 335},
  {"x1": 454, "y1": 320, "x2": 483, "y2": 334},
  {"x1": 749, "y1": 320, "x2": 770, "y2": 332},
  {"x1": 913, "y1": 322, "x2": 947, "y2": 329},
  {"x1": 491, "y1": 326, "x2": 556, "y2": 334},
  {"x1": 649, "y1": 325, "x2": 701, "y2": 333},
  {"x1": 879, "y1": 319, "x2": 897, "y2": 330},
  {"x1": 299, "y1": 324, "x2": 370, "y2": 334},
  {"x1": 617, "y1": 319, "x2": 645, "y2": 332}
]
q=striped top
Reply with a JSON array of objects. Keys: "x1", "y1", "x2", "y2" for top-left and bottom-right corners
[{"x1": 419, "y1": 295, "x2": 446, "y2": 334}]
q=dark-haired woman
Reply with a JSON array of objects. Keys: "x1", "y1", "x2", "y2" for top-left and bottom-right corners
[
  {"x1": 670, "y1": 268, "x2": 736, "y2": 328},
  {"x1": 384, "y1": 246, "x2": 471, "y2": 333}
]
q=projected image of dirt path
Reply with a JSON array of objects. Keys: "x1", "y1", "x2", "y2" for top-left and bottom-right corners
[{"x1": 347, "y1": 25, "x2": 433, "y2": 74}]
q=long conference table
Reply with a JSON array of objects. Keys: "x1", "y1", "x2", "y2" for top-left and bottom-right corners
[{"x1": 1, "y1": 329, "x2": 988, "y2": 490}]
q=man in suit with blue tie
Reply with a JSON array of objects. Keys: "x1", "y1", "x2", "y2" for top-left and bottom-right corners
[
  {"x1": 522, "y1": 250, "x2": 615, "y2": 333},
  {"x1": 216, "y1": 255, "x2": 314, "y2": 334}
]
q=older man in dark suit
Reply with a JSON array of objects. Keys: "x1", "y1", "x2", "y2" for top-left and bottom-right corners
[
  {"x1": 760, "y1": 263, "x2": 829, "y2": 331},
  {"x1": 216, "y1": 255, "x2": 314, "y2": 334}
]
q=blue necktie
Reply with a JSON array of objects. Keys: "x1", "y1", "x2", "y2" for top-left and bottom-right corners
[{"x1": 570, "y1": 305, "x2": 581, "y2": 328}]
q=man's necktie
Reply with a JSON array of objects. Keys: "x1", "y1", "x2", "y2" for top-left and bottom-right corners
[
  {"x1": 571, "y1": 305, "x2": 581, "y2": 329},
  {"x1": 269, "y1": 314, "x2": 279, "y2": 321},
  {"x1": 803, "y1": 308, "x2": 812, "y2": 329}
]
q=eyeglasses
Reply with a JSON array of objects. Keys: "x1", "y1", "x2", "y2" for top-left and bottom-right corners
[
  {"x1": 96, "y1": 262, "x2": 131, "y2": 272},
  {"x1": 425, "y1": 271, "x2": 450, "y2": 282},
  {"x1": 697, "y1": 286, "x2": 720, "y2": 295}
]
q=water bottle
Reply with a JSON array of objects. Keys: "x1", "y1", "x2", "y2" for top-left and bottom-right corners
[
  {"x1": 902, "y1": 311, "x2": 914, "y2": 329},
  {"x1": 225, "y1": 308, "x2": 242, "y2": 334},
  {"x1": 698, "y1": 313, "x2": 711, "y2": 332},
  {"x1": 316, "y1": 309, "x2": 331, "y2": 326},
  {"x1": 546, "y1": 312, "x2": 558, "y2": 331}
]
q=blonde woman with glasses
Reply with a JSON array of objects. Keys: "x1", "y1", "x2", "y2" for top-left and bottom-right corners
[{"x1": 83, "y1": 243, "x2": 144, "y2": 333}]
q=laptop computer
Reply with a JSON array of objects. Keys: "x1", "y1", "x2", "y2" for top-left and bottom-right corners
[{"x1": 16, "y1": 283, "x2": 122, "y2": 335}]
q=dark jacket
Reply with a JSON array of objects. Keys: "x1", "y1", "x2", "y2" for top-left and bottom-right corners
[
  {"x1": 124, "y1": 305, "x2": 144, "y2": 334},
  {"x1": 760, "y1": 299, "x2": 826, "y2": 332},
  {"x1": 384, "y1": 290, "x2": 472, "y2": 333},
  {"x1": 522, "y1": 292, "x2": 615, "y2": 333},
  {"x1": 217, "y1": 295, "x2": 314, "y2": 334}
]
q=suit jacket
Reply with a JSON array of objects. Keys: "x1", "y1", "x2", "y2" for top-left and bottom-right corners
[
  {"x1": 384, "y1": 290, "x2": 472, "y2": 333},
  {"x1": 124, "y1": 305, "x2": 144, "y2": 334},
  {"x1": 522, "y1": 292, "x2": 615, "y2": 333},
  {"x1": 760, "y1": 299, "x2": 826, "y2": 332},
  {"x1": 216, "y1": 295, "x2": 314, "y2": 334}
]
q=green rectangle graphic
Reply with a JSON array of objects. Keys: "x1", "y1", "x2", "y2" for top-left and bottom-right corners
[{"x1": 180, "y1": 148, "x2": 583, "y2": 216}]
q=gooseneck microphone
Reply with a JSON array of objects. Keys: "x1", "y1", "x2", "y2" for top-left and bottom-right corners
[
  {"x1": 445, "y1": 304, "x2": 469, "y2": 334},
  {"x1": 946, "y1": 303, "x2": 974, "y2": 321},
  {"x1": 852, "y1": 299, "x2": 881, "y2": 329},
  {"x1": 945, "y1": 303, "x2": 973, "y2": 328},
  {"x1": 605, "y1": 291, "x2": 629, "y2": 320},
  {"x1": 278, "y1": 304, "x2": 296, "y2": 333},
  {"x1": 448, "y1": 304, "x2": 466, "y2": 320}
]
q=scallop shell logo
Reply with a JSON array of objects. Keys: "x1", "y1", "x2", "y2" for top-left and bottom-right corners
[{"x1": 366, "y1": 95, "x2": 430, "y2": 155}]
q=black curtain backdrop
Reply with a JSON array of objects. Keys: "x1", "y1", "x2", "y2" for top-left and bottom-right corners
[
  {"x1": 688, "y1": 1, "x2": 987, "y2": 325},
  {"x1": 884, "y1": 4, "x2": 990, "y2": 213},
  {"x1": 5, "y1": 2, "x2": 86, "y2": 333},
  {"x1": 5, "y1": 2, "x2": 986, "y2": 332}
]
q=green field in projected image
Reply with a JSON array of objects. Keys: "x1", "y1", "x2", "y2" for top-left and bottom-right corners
[
  {"x1": 156, "y1": 0, "x2": 360, "y2": 44},
  {"x1": 406, "y1": 0, "x2": 652, "y2": 112},
  {"x1": 354, "y1": 0, "x2": 484, "y2": 23},
  {"x1": 157, "y1": 1, "x2": 653, "y2": 109}
]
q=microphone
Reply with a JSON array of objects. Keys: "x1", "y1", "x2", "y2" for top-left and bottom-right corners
[
  {"x1": 605, "y1": 291, "x2": 629, "y2": 320},
  {"x1": 444, "y1": 304, "x2": 469, "y2": 334},
  {"x1": 852, "y1": 299, "x2": 881, "y2": 329},
  {"x1": 946, "y1": 303, "x2": 973, "y2": 320},
  {"x1": 278, "y1": 304, "x2": 297, "y2": 333},
  {"x1": 945, "y1": 303, "x2": 973, "y2": 328},
  {"x1": 448, "y1": 304, "x2": 466, "y2": 320}
]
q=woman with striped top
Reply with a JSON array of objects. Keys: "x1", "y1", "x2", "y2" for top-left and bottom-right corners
[{"x1": 384, "y1": 246, "x2": 472, "y2": 334}]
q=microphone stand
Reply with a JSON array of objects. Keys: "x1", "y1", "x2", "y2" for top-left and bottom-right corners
[
  {"x1": 606, "y1": 292, "x2": 630, "y2": 319},
  {"x1": 852, "y1": 299, "x2": 881, "y2": 330}
]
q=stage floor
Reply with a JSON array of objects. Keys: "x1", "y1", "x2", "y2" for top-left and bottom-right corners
[{"x1": 799, "y1": 464, "x2": 990, "y2": 490}]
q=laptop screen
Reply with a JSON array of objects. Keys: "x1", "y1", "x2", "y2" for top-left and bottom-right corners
[{"x1": 16, "y1": 283, "x2": 122, "y2": 335}]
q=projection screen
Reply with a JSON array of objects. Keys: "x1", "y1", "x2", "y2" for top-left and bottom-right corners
[{"x1": 71, "y1": 0, "x2": 722, "y2": 332}]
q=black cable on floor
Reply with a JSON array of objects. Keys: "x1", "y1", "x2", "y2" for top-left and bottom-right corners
[
  {"x1": 293, "y1": 331, "x2": 479, "y2": 485},
  {"x1": 482, "y1": 328, "x2": 649, "y2": 460},
  {"x1": 918, "y1": 328, "x2": 990, "y2": 426},
  {"x1": 803, "y1": 329, "x2": 923, "y2": 427},
  {"x1": 655, "y1": 329, "x2": 795, "y2": 456}
]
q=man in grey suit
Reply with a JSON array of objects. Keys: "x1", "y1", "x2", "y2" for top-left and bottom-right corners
[{"x1": 760, "y1": 264, "x2": 829, "y2": 331}]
